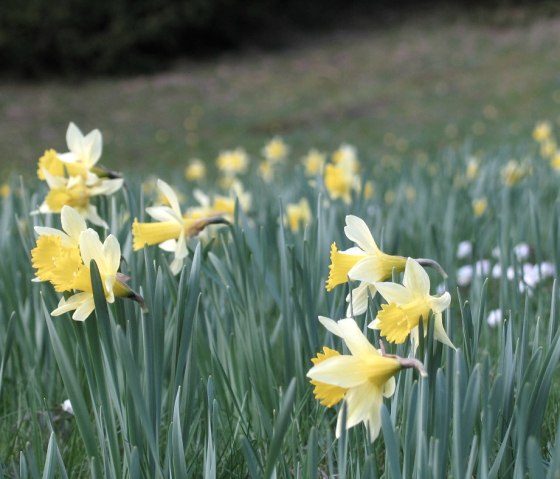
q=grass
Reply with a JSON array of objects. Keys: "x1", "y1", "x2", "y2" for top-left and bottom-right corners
[
  {"x1": 1, "y1": 9, "x2": 560, "y2": 478},
  {"x1": 1, "y1": 12, "x2": 560, "y2": 179}
]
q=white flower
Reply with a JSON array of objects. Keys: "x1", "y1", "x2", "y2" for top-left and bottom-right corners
[
  {"x1": 475, "y1": 259, "x2": 491, "y2": 277},
  {"x1": 456, "y1": 241, "x2": 472, "y2": 259},
  {"x1": 514, "y1": 242, "x2": 531, "y2": 261},
  {"x1": 486, "y1": 309, "x2": 502, "y2": 328},
  {"x1": 456, "y1": 265, "x2": 473, "y2": 286},
  {"x1": 491, "y1": 263, "x2": 502, "y2": 278},
  {"x1": 61, "y1": 399, "x2": 74, "y2": 415}
]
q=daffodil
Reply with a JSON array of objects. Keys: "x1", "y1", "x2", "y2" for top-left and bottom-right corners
[
  {"x1": 132, "y1": 179, "x2": 228, "y2": 275},
  {"x1": 184, "y1": 159, "x2": 206, "y2": 181},
  {"x1": 370, "y1": 257, "x2": 454, "y2": 349},
  {"x1": 262, "y1": 136, "x2": 288, "y2": 164},
  {"x1": 308, "y1": 316, "x2": 425, "y2": 442},
  {"x1": 332, "y1": 144, "x2": 359, "y2": 173},
  {"x1": 31, "y1": 206, "x2": 142, "y2": 321},
  {"x1": 533, "y1": 121, "x2": 552, "y2": 142},
  {"x1": 36, "y1": 172, "x2": 123, "y2": 228},
  {"x1": 285, "y1": 198, "x2": 311, "y2": 232},
  {"x1": 303, "y1": 149, "x2": 326, "y2": 176},
  {"x1": 472, "y1": 197, "x2": 487, "y2": 217},
  {"x1": 324, "y1": 163, "x2": 354, "y2": 204},
  {"x1": 216, "y1": 148, "x2": 249, "y2": 176},
  {"x1": 326, "y1": 215, "x2": 406, "y2": 316}
]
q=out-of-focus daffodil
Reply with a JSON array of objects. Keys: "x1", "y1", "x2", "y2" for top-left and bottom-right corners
[
  {"x1": 501, "y1": 160, "x2": 530, "y2": 187},
  {"x1": 36, "y1": 172, "x2": 123, "y2": 228},
  {"x1": 0, "y1": 183, "x2": 10, "y2": 198},
  {"x1": 216, "y1": 148, "x2": 249, "y2": 176},
  {"x1": 308, "y1": 316, "x2": 425, "y2": 442},
  {"x1": 326, "y1": 215, "x2": 406, "y2": 316},
  {"x1": 262, "y1": 136, "x2": 288, "y2": 164},
  {"x1": 303, "y1": 149, "x2": 326, "y2": 176},
  {"x1": 533, "y1": 121, "x2": 552, "y2": 142},
  {"x1": 286, "y1": 198, "x2": 311, "y2": 232},
  {"x1": 370, "y1": 257, "x2": 454, "y2": 349},
  {"x1": 132, "y1": 179, "x2": 228, "y2": 275},
  {"x1": 259, "y1": 160, "x2": 274, "y2": 183},
  {"x1": 363, "y1": 181, "x2": 374, "y2": 199},
  {"x1": 332, "y1": 144, "x2": 359, "y2": 173},
  {"x1": 472, "y1": 197, "x2": 487, "y2": 217},
  {"x1": 184, "y1": 159, "x2": 206, "y2": 181},
  {"x1": 324, "y1": 163, "x2": 354, "y2": 204},
  {"x1": 31, "y1": 206, "x2": 142, "y2": 321},
  {"x1": 466, "y1": 157, "x2": 479, "y2": 180}
]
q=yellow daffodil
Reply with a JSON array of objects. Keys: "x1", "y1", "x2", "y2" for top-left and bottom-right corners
[
  {"x1": 326, "y1": 215, "x2": 406, "y2": 316},
  {"x1": 466, "y1": 157, "x2": 479, "y2": 180},
  {"x1": 332, "y1": 144, "x2": 359, "y2": 173},
  {"x1": 303, "y1": 149, "x2": 326, "y2": 176},
  {"x1": 184, "y1": 159, "x2": 206, "y2": 181},
  {"x1": 35, "y1": 172, "x2": 123, "y2": 228},
  {"x1": 363, "y1": 181, "x2": 374, "y2": 199},
  {"x1": 501, "y1": 160, "x2": 529, "y2": 187},
  {"x1": 259, "y1": 160, "x2": 274, "y2": 183},
  {"x1": 132, "y1": 179, "x2": 228, "y2": 275},
  {"x1": 0, "y1": 183, "x2": 10, "y2": 198},
  {"x1": 324, "y1": 163, "x2": 354, "y2": 204},
  {"x1": 308, "y1": 316, "x2": 414, "y2": 442},
  {"x1": 285, "y1": 198, "x2": 311, "y2": 232},
  {"x1": 551, "y1": 152, "x2": 560, "y2": 171},
  {"x1": 472, "y1": 197, "x2": 487, "y2": 217},
  {"x1": 31, "y1": 206, "x2": 142, "y2": 321},
  {"x1": 370, "y1": 257, "x2": 454, "y2": 349},
  {"x1": 216, "y1": 148, "x2": 249, "y2": 176},
  {"x1": 262, "y1": 136, "x2": 288, "y2": 164},
  {"x1": 533, "y1": 121, "x2": 552, "y2": 142}
]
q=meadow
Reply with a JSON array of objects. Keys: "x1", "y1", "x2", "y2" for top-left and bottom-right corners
[{"x1": 1, "y1": 11, "x2": 560, "y2": 479}]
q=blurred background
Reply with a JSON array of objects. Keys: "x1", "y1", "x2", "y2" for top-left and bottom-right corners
[{"x1": 1, "y1": 0, "x2": 559, "y2": 178}]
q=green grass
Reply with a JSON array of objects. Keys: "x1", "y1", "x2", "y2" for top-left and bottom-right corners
[
  {"x1": 1, "y1": 10, "x2": 560, "y2": 479},
  {"x1": 2, "y1": 13, "x2": 560, "y2": 179}
]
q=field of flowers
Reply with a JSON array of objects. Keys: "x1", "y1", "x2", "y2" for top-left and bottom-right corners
[{"x1": 0, "y1": 116, "x2": 559, "y2": 478}]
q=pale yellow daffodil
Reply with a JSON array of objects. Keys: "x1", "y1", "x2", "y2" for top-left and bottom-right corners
[
  {"x1": 308, "y1": 317, "x2": 403, "y2": 442},
  {"x1": 371, "y1": 257, "x2": 454, "y2": 350},
  {"x1": 326, "y1": 215, "x2": 406, "y2": 316},
  {"x1": 132, "y1": 179, "x2": 228, "y2": 275},
  {"x1": 31, "y1": 206, "x2": 141, "y2": 321}
]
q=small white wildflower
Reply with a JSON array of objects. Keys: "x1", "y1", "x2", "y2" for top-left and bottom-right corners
[
  {"x1": 436, "y1": 282, "x2": 447, "y2": 294},
  {"x1": 506, "y1": 266, "x2": 515, "y2": 280},
  {"x1": 456, "y1": 241, "x2": 472, "y2": 259},
  {"x1": 540, "y1": 261, "x2": 556, "y2": 279},
  {"x1": 491, "y1": 263, "x2": 502, "y2": 278},
  {"x1": 514, "y1": 242, "x2": 531, "y2": 261},
  {"x1": 486, "y1": 309, "x2": 503, "y2": 328},
  {"x1": 61, "y1": 399, "x2": 74, "y2": 415},
  {"x1": 491, "y1": 246, "x2": 501, "y2": 259},
  {"x1": 523, "y1": 264, "x2": 540, "y2": 288},
  {"x1": 475, "y1": 259, "x2": 491, "y2": 276},
  {"x1": 457, "y1": 265, "x2": 473, "y2": 287}
]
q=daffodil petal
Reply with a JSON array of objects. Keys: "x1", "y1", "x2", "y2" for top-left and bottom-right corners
[
  {"x1": 374, "y1": 281, "x2": 413, "y2": 304},
  {"x1": 146, "y1": 206, "x2": 182, "y2": 223},
  {"x1": 402, "y1": 257, "x2": 430, "y2": 295},
  {"x1": 345, "y1": 282, "x2": 375, "y2": 317},
  {"x1": 79, "y1": 229, "x2": 103, "y2": 267},
  {"x1": 307, "y1": 355, "x2": 370, "y2": 388},
  {"x1": 72, "y1": 296, "x2": 96, "y2": 321},
  {"x1": 433, "y1": 313, "x2": 456, "y2": 350},
  {"x1": 430, "y1": 291, "x2": 451, "y2": 313},
  {"x1": 344, "y1": 215, "x2": 379, "y2": 254},
  {"x1": 61, "y1": 205, "x2": 87, "y2": 242},
  {"x1": 157, "y1": 179, "x2": 182, "y2": 218}
]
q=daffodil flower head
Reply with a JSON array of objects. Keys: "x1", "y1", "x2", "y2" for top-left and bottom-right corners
[
  {"x1": 302, "y1": 149, "x2": 326, "y2": 176},
  {"x1": 308, "y1": 316, "x2": 424, "y2": 442},
  {"x1": 371, "y1": 257, "x2": 454, "y2": 350},
  {"x1": 285, "y1": 198, "x2": 311, "y2": 232},
  {"x1": 216, "y1": 148, "x2": 249, "y2": 176},
  {"x1": 262, "y1": 136, "x2": 288, "y2": 164},
  {"x1": 184, "y1": 159, "x2": 206, "y2": 181},
  {"x1": 36, "y1": 172, "x2": 123, "y2": 228},
  {"x1": 132, "y1": 179, "x2": 228, "y2": 275},
  {"x1": 31, "y1": 206, "x2": 142, "y2": 321},
  {"x1": 324, "y1": 163, "x2": 354, "y2": 204},
  {"x1": 326, "y1": 215, "x2": 407, "y2": 315}
]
